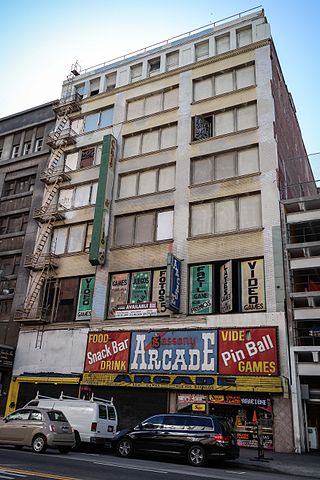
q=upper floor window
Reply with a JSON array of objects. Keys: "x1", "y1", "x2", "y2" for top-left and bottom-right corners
[
  {"x1": 114, "y1": 209, "x2": 173, "y2": 247},
  {"x1": 123, "y1": 124, "x2": 177, "y2": 158},
  {"x1": 166, "y1": 51, "x2": 179, "y2": 71},
  {"x1": 126, "y1": 87, "x2": 179, "y2": 121},
  {"x1": 2, "y1": 175, "x2": 35, "y2": 196},
  {"x1": 190, "y1": 193, "x2": 262, "y2": 237},
  {"x1": 64, "y1": 145, "x2": 102, "y2": 171},
  {"x1": 23, "y1": 142, "x2": 31, "y2": 156},
  {"x1": 11, "y1": 145, "x2": 20, "y2": 159},
  {"x1": 130, "y1": 63, "x2": 143, "y2": 82},
  {"x1": 192, "y1": 103, "x2": 257, "y2": 141},
  {"x1": 83, "y1": 107, "x2": 113, "y2": 133},
  {"x1": 195, "y1": 40, "x2": 209, "y2": 61},
  {"x1": 215, "y1": 33, "x2": 230, "y2": 54},
  {"x1": 75, "y1": 83, "x2": 85, "y2": 100},
  {"x1": 51, "y1": 223, "x2": 93, "y2": 255},
  {"x1": 59, "y1": 182, "x2": 98, "y2": 209},
  {"x1": 191, "y1": 146, "x2": 259, "y2": 185},
  {"x1": 236, "y1": 26, "x2": 252, "y2": 47},
  {"x1": 34, "y1": 138, "x2": 43, "y2": 152},
  {"x1": 193, "y1": 64, "x2": 255, "y2": 102},
  {"x1": 105, "y1": 72, "x2": 116, "y2": 91},
  {"x1": 0, "y1": 213, "x2": 29, "y2": 235},
  {"x1": 148, "y1": 57, "x2": 161, "y2": 76},
  {"x1": 118, "y1": 164, "x2": 175, "y2": 199},
  {"x1": 90, "y1": 78, "x2": 100, "y2": 96}
]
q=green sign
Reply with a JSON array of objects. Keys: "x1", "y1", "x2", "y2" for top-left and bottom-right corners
[
  {"x1": 189, "y1": 265, "x2": 213, "y2": 314},
  {"x1": 130, "y1": 271, "x2": 151, "y2": 303},
  {"x1": 76, "y1": 276, "x2": 95, "y2": 321}
]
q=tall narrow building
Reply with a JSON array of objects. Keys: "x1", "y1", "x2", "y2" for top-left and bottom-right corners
[{"x1": 7, "y1": 7, "x2": 316, "y2": 453}]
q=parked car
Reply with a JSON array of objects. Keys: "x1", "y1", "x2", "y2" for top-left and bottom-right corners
[
  {"x1": 25, "y1": 393, "x2": 117, "y2": 447},
  {"x1": 0, "y1": 407, "x2": 75, "y2": 453},
  {"x1": 113, "y1": 412, "x2": 239, "y2": 467}
]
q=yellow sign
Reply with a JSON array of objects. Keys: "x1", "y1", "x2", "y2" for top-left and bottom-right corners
[
  {"x1": 192, "y1": 403, "x2": 206, "y2": 412},
  {"x1": 81, "y1": 373, "x2": 283, "y2": 393}
]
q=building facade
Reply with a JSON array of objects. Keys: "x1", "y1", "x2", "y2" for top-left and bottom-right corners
[
  {"x1": 6, "y1": 8, "x2": 316, "y2": 452},
  {"x1": 0, "y1": 102, "x2": 56, "y2": 413}
]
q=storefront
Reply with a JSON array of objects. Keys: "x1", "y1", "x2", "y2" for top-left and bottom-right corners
[{"x1": 81, "y1": 327, "x2": 283, "y2": 449}]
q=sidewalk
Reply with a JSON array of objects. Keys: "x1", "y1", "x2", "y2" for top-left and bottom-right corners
[{"x1": 234, "y1": 447, "x2": 320, "y2": 478}]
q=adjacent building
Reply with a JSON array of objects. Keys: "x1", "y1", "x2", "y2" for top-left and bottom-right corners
[
  {"x1": 0, "y1": 102, "x2": 56, "y2": 413},
  {"x1": 5, "y1": 7, "x2": 317, "y2": 452}
]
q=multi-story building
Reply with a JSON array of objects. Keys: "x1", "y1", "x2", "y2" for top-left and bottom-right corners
[
  {"x1": 6, "y1": 7, "x2": 316, "y2": 452},
  {"x1": 281, "y1": 180, "x2": 320, "y2": 452},
  {"x1": 0, "y1": 102, "x2": 56, "y2": 413}
]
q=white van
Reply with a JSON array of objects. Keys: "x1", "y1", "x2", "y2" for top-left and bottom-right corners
[{"x1": 25, "y1": 393, "x2": 118, "y2": 447}]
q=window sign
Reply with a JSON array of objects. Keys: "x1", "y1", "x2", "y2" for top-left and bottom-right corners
[
  {"x1": 166, "y1": 253, "x2": 181, "y2": 313},
  {"x1": 76, "y1": 276, "x2": 95, "y2": 320},
  {"x1": 130, "y1": 271, "x2": 151, "y2": 303},
  {"x1": 152, "y1": 269, "x2": 168, "y2": 315},
  {"x1": 241, "y1": 259, "x2": 265, "y2": 312},
  {"x1": 108, "y1": 273, "x2": 130, "y2": 317},
  {"x1": 220, "y1": 260, "x2": 232, "y2": 313},
  {"x1": 189, "y1": 264, "x2": 213, "y2": 314}
]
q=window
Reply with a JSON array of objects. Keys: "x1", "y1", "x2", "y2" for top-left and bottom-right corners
[
  {"x1": 51, "y1": 223, "x2": 92, "y2": 255},
  {"x1": 23, "y1": 142, "x2": 31, "y2": 156},
  {"x1": 75, "y1": 83, "x2": 85, "y2": 99},
  {"x1": 90, "y1": 78, "x2": 100, "y2": 96},
  {"x1": 11, "y1": 145, "x2": 20, "y2": 158},
  {"x1": 35, "y1": 138, "x2": 43, "y2": 152},
  {"x1": 64, "y1": 145, "x2": 102, "y2": 171},
  {"x1": 47, "y1": 411, "x2": 68, "y2": 422},
  {"x1": 126, "y1": 87, "x2": 179, "y2": 121},
  {"x1": 2, "y1": 175, "x2": 35, "y2": 196},
  {"x1": 193, "y1": 64, "x2": 255, "y2": 101},
  {"x1": 131, "y1": 63, "x2": 143, "y2": 82},
  {"x1": 83, "y1": 107, "x2": 113, "y2": 132},
  {"x1": 192, "y1": 103, "x2": 257, "y2": 141},
  {"x1": 114, "y1": 209, "x2": 173, "y2": 247},
  {"x1": 44, "y1": 277, "x2": 82, "y2": 323},
  {"x1": 105, "y1": 72, "x2": 116, "y2": 91},
  {"x1": 59, "y1": 182, "x2": 98, "y2": 209},
  {"x1": 166, "y1": 51, "x2": 179, "y2": 70},
  {"x1": 7, "y1": 410, "x2": 31, "y2": 421},
  {"x1": 190, "y1": 193, "x2": 261, "y2": 237},
  {"x1": 195, "y1": 40, "x2": 209, "y2": 61},
  {"x1": 237, "y1": 26, "x2": 252, "y2": 47},
  {"x1": 0, "y1": 214, "x2": 28, "y2": 235},
  {"x1": 215, "y1": 34, "x2": 230, "y2": 54},
  {"x1": 118, "y1": 165, "x2": 175, "y2": 199},
  {"x1": 108, "y1": 269, "x2": 169, "y2": 317},
  {"x1": 188, "y1": 258, "x2": 265, "y2": 315},
  {"x1": 123, "y1": 124, "x2": 177, "y2": 158},
  {"x1": 148, "y1": 57, "x2": 161, "y2": 75},
  {"x1": 108, "y1": 406, "x2": 116, "y2": 420},
  {"x1": 29, "y1": 411, "x2": 42, "y2": 421},
  {"x1": 99, "y1": 405, "x2": 107, "y2": 419}
]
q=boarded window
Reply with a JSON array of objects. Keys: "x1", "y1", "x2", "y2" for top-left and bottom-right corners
[
  {"x1": 195, "y1": 40, "x2": 209, "y2": 60},
  {"x1": 105, "y1": 72, "x2": 116, "y2": 91},
  {"x1": 127, "y1": 99, "x2": 144, "y2": 120},
  {"x1": 215, "y1": 152, "x2": 236, "y2": 180},
  {"x1": 157, "y1": 211, "x2": 173, "y2": 240},
  {"x1": 52, "y1": 228, "x2": 68, "y2": 254},
  {"x1": 115, "y1": 216, "x2": 135, "y2": 246},
  {"x1": 74, "y1": 185, "x2": 91, "y2": 207},
  {"x1": 191, "y1": 203, "x2": 212, "y2": 235},
  {"x1": 59, "y1": 189, "x2": 73, "y2": 209},
  {"x1": 161, "y1": 125, "x2": 177, "y2": 149},
  {"x1": 65, "y1": 152, "x2": 78, "y2": 171},
  {"x1": 135, "y1": 213, "x2": 154, "y2": 243},
  {"x1": 238, "y1": 146, "x2": 259, "y2": 176},
  {"x1": 215, "y1": 34, "x2": 230, "y2": 54},
  {"x1": 237, "y1": 104, "x2": 257, "y2": 130},
  {"x1": 215, "y1": 110, "x2": 234, "y2": 136},
  {"x1": 131, "y1": 63, "x2": 143, "y2": 81},
  {"x1": 158, "y1": 165, "x2": 175, "y2": 191},
  {"x1": 192, "y1": 157, "x2": 212, "y2": 184},
  {"x1": 67, "y1": 225, "x2": 86, "y2": 252},
  {"x1": 123, "y1": 136, "x2": 140, "y2": 158},
  {"x1": 215, "y1": 71, "x2": 233, "y2": 95},
  {"x1": 237, "y1": 27, "x2": 252, "y2": 47},
  {"x1": 142, "y1": 130, "x2": 159, "y2": 153},
  {"x1": 145, "y1": 94, "x2": 162, "y2": 116},
  {"x1": 194, "y1": 78, "x2": 212, "y2": 101},
  {"x1": 119, "y1": 173, "x2": 138, "y2": 198},
  {"x1": 236, "y1": 65, "x2": 255, "y2": 89},
  {"x1": 215, "y1": 198, "x2": 236, "y2": 233},
  {"x1": 90, "y1": 78, "x2": 100, "y2": 96},
  {"x1": 138, "y1": 170, "x2": 157, "y2": 195},
  {"x1": 166, "y1": 51, "x2": 179, "y2": 70},
  {"x1": 239, "y1": 194, "x2": 261, "y2": 229},
  {"x1": 163, "y1": 88, "x2": 178, "y2": 109}
]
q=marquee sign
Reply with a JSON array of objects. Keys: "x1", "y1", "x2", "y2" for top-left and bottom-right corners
[
  {"x1": 166, "y1": 254, "x2": 181, "y2": 313},
  {"x1": 84, "y1": 331, "x2": 131, "y2": 373}
]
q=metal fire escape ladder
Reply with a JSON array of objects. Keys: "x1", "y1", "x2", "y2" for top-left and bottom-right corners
[{"x1": 23, "y1": 264, "x2": 53, "y2": 315}]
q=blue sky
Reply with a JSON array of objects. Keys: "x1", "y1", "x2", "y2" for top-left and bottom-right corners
[{"x1": 1, "y1": 0, "x2": 319, "y2": 178}]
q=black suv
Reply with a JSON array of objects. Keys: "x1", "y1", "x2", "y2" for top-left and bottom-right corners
[{"x1": 113, "y1": 413, "x2": 239, "y2": 467}]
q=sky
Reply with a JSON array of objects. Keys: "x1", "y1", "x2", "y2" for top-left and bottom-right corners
[{"x1": 1, "y1": 0, "x2": 319, "y2": 179}]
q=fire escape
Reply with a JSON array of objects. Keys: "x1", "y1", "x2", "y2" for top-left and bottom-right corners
[{"x1": 15, "y1": 64, "x2": 82, "y2": 323}]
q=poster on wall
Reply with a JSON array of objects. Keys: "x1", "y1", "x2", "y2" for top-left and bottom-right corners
[
  {"x1": 129, "y1": 271, "x2": 151, "y2": 303},
  {"x1": 152, "y1": 269, "x2": 168, "y2": 315},
  {"x1": 220, "y1": 261, "x2": 232, "y2": 313},
  {"x1": 189, "y1": 264, "x2": 213, "y2": 314},
  {"x1": 108, "y1": 273, "x2": 130, "y2": 317},
  {"x1": 241, "y1": 259, "x2": 265, "y2": 312},
  {"x1": 218, "y1": 327, "x2": 279, "y2": 376},
  {"x1": 84, "y1": 331, "x2": 131, "y2": 373},
  {"x1": 129, "y1": 329, "x2": 218, "y2": 374},
  {"x1": 76, "y1": 276, "x2": 95, "y2": 320}
]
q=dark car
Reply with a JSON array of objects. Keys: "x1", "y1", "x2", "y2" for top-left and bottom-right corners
[
  {"x1": 0, "y1": 407, "x2": 75, "y2": 453},
  {"x1": 113, "y1": 413, "x2": 239, "y2": 467}
]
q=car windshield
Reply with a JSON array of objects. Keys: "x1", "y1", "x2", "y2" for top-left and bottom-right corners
[{"x1": 47, "y1": 410, "x2": 68, "y2": 422}]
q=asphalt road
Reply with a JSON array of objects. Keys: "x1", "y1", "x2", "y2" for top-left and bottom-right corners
[{"x1": 0, "y1": 446, "x2": 311, "y2": 480}]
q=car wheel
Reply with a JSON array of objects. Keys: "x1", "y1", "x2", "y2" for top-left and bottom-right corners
[
  {"x1": 58, "y1": 447, "x2": 71, "y2": 454},
  {"x1": 117, "y1": 438, "x2": 133, "y2": 458},
  {"x1": 32, "y1": 435, "x2": 47, "y2": 453},
  {"x1": 73, "y1": 431, "x2": 81, "y2": 451},
  {"x1": 187, "y1": 445, "x2": 207, "y2": 467},
  {"x1": 14, "y1": 445, "x2": 23, "y2": 450}
]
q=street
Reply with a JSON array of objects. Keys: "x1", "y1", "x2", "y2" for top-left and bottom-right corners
[{"x1": 0, "y1": 446, "x2": 314, "y2": 480}]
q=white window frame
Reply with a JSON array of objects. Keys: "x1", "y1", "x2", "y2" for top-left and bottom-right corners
[
  {"x1": 51, "y1": 223, "x2": 92, "y2": 255},
  {"x1": 11, "y1": 145, "x2": 20, "y2": 158},
  {"x1": 83, "y1": 108, "x2": 113, "y2": 133},
  {"x1": 64, "y1": 145, "x2": 102, "y2": 172},
  {"x1": 35, "y1": 138, "x2": 43, "y2": 152}
]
